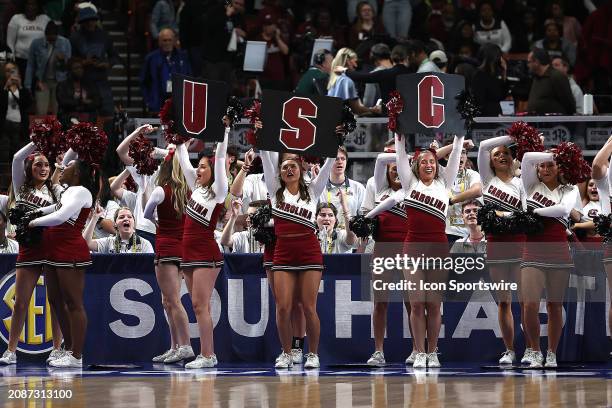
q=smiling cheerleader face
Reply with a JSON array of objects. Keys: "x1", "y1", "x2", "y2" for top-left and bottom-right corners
[
  {"x1": 30, "y1": 155, "x2": 50, "y2": 185},
  {"x1": 417, "y1": 151, "x2": 437, "y2": 183},
  {"x1": 490, "y1": 146, "x2": 513, "y2": 173}
]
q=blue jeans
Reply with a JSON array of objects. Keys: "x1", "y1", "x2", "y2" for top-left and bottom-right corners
[{"x1": 382, "y1": 0, "x2": 412, "y2": 39}]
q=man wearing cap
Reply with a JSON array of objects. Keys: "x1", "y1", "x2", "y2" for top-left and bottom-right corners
[
  {"x1": 406, "y1": 40, "x2": 440, "y2": 73},
  {"x1": 430, "y1": 50, "x2": 448, "y2": 73},
  {"x1": 25, "y1": 21, "x2": 71, "y2": 115},
  {"x1": 69, "y1": 7, "x2": 120, "y2": 118},
  {"x1": 295, "y1": 49, "x2": 333, "y2": 95}
]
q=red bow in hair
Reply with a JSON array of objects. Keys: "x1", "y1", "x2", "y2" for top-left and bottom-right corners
[{"x1": 164, "y1": 149, "x2": 175, "y2": 162}]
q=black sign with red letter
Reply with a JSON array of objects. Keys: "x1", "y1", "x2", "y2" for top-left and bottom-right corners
[
  {"x1": 258, "y1": 90, "x2": 343, "y2": 158},
  {"x1": 172, "y1": 74, "x2": 229, "y2": 141},
  {"x1": 396, "y1": 73, "x2": 465, "y2": 135}
]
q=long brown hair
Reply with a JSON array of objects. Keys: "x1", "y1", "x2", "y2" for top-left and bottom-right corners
[
  {"x1": 156, "y1": 153, "x2": 188, "y2": 217},
  {"x1": 19, "y1": 153, "x2": 58, "y2": 203},
  {"x1": 275, "y1": 156, "x2": 310, "y2": 204},
  {"x1": 197, "y1": 152, "x2": 216, "y2": 198}
]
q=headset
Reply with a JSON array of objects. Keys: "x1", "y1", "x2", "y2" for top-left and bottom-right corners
[{"x1": 313, "y1": 49, "x2": 332, "y2": 66}]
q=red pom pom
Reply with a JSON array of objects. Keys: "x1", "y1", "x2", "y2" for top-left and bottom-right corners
[
  {"x1": 128, "y1": 134, "x2": 158, "y2": 175},
  {"x1": 386, "y1": 91, "x2": 404, "y2": 133},
  {"x1": 159, "y1": 98, "x2": 174, "y2": 124},
  {"x1": 30, "y1": 117, "x2": 66, "y2": 162},
  {"x1": 553, "y1": 142, "x2": 591, "y2": 184},
  {"x1": 507, "y1": 121, "x2": 544, "y2": 161},
  {"x1": 245, "y1": 129, "x2": 257, "y2": 146},
  {"x1": 243, "y1": 100, "x2": 261, "y2": 147},
  {"x1": 159, "y1": 98, "x2": 190, "y2": 145},
  {"x1": 65, "y1": 122, "x2": 108, "y2": 166}
]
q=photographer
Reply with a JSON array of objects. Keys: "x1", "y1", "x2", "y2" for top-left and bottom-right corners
[{"x1": 255, "y1": 14, "x2": 290, "y2": 91}]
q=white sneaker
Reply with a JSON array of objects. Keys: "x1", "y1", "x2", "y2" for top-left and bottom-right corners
[
  {"x1": 544, "y1": 350, "x2": 557, "y2": 368},
  {"x1": 405, "y1": 351, "x2": 418, "y2": 365},
  {"x1": 46, "y1": 348, "x2": 65, "y2": 363},
  {"x1": 529, "y1": 351, "x2": 544, "y2": 368},
  {"x1": 521, "y1": 348, "x2": 534, "y2": 364},
  {"x1": 304, "y1": 353, "x2": 320, "y2": 369},
  {"x1": 0, "y1": 350, "x2": 16, "y2": 365},
  {"x1": 499, "y1": 350, "x2": 516, "y2": 365},
  {"x1": 48, "y1": 351, "x2": 82, "y2": 368},
  {"x1": 152, "y1": 348, "x2": 175, "y2": 362},
  {"x1": 291, "y1": 348, "x2": 303, "y2": 364},
  {"x1": 367, "y1": 351, "x2": 386, "y2": 367},
  {"x1": 426, "y1": 352, "x2": 441, "y2": 368},
  {"x1": 164, "y1": 345, "x2": 195, "y2": 363},
  {"x1": 185, "y1": 354, "x2": 216, "y2": 369},
  {"x1": 274, "y1": 352, "x2": 293, "y2": 369},
  {"x1": 412, "y1": 353, "x2": 427, "y2": 368}
]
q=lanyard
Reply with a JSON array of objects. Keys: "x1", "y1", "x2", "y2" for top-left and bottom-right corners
[{"x1": 326, "y1": 178, "x2": 350, "y2": 204}]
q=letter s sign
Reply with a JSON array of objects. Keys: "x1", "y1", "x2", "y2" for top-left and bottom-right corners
[
  {"x1": 417, "y1": 76, "x2": 445, "y2": 128},
  {"x1": 279, "y1": 97, "x2": 317, "y2": 151}
]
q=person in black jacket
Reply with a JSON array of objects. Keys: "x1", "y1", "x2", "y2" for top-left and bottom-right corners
[
  {"x1": 471, "y1": 43, "x2": 508, "y2": 117},
  {"x1": 0, "y1": 62, "x2": 32, "y2": 188},
  {"x1": 56, "y1": 57, "x2": 99, "y2": 127}
]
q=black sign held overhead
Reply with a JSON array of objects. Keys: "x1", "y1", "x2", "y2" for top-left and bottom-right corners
[
  {"x1": 172, "y1": 74, "x2": 229, "y2": 141},
  {"x1": 258, "y1": 90, "x2": 343, "y2": 158},
  {"x1": 396, "y1": 73, "x2": 465, "y2": 135}
]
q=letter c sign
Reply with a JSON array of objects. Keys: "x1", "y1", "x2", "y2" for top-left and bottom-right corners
[{"x1": 417, "y1": 76, "x2": 445, "y2": 128}]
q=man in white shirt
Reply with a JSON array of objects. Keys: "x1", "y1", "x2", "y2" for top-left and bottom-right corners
[
  {"x1": 0, "y1": 210, "x2": 18, "y2": 254},
  {"x1": 406, "y1": 39, "x2": 441, "y2": 73},
  {"x1": 450, "y1": 200, "x2": 487, "y2": 255},
  {"x1": 221, "y1": 199, "x2": 268, "y2": 253}
]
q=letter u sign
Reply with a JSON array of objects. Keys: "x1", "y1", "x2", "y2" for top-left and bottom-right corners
[
  {"x1": 417, "y1": 76, "x2": 445, "y2": 128},
  {"x1": 183, "y1": 81, "x2": 208, "y2": 134}
]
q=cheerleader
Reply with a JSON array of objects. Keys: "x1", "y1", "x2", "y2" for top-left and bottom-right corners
[
  {"x1": 572, "y1": 179, "x2": 604, "y2": 245},
  {"x1": 28, "y1": 158, "x2": 99, "y2": 368},
  {"x1": 476, "y1": 135, "x2": 527, "y2": 365},
  {"x1": 83, "y1": 206, "x2": 154, "y2": 253},
  {"x1": 142, "y1": 148, "x2": 194, "y2": 363},
  {"x1": 260, "y1": 148, "x2": 335, "y2": 369},
  {"x1": 175, "y1": 121, "x2": 229, "y2": 369},
  {"x1": 520, "y1": 151, "x2": 579, "y2": 368},
  {"x1": 366, "y1": 133, "x2": 465, "y2": 368},
  {"x1": 0, "y1": 143, "x2": 64, "y2": 366}
]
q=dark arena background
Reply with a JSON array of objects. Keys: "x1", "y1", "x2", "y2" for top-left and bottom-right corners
[{"x1": 1, "y1": 0, "x2": 612, "y2": 407}]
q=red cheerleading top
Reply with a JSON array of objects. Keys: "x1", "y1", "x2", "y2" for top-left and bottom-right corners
[{"x1": 157, "y1": 184, "x2": 185, "y2": 238}]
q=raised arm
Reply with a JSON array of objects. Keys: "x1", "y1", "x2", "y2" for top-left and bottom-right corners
[
  {"x1": 12, "y1": 142, "x2": 37, "y2": 195},
  {"x1": 230, "y1": 149, "x2": 256, "y2": 198},
  {"x1": 30, "y1": 187, "x2": 92, "y2": 227},
  {"x1": 220, "y1": 199, "x2": 241, "y2": 249},
  {"x1": 143, "y1": 186, "x2": 165, "y2": 221},
  {"x1": 116, "y1": 125, "x2": 155, "y2": 165},
  {"x1": 176, "y1": 142, "x2": 197, "y2": 189},
  {"x1": 533, "y1": 187, "x2": 577, "y2": 218},
  {"x1": 260, "y1": 150, "x2": 280, "y2": 196},
  {"x1": 212, "y1": 127, "x2": 230, "y2": 202},
  {"x1": 394, "y1": 134, "x2": 414, "y2": 189},
  {"x1": 442, "y1": 135, "x2": 465, "y2": 187},
  {"x1": 310, "y1": 157, "x2": 336, "y2": 198},
  {"x1": 365, "y1": 189, "x2": 403, "y2": 219},
  {"x1": 110, "y1": 168, "x2": 131, "y2": 200},
  {"x1": 592, "y1": 135, "x2": 612, "y2": 180},
  {"x1": 520, "y1": 152, "x2": 553, "y2": 194},
  {"x1": 82, "y1": 206, "x2": 103, "y2": 251},
  {"x1": 374, "y1": 153, "x2": 397, "y2": 193},
  {"x1": 477, "y1": 135, "x2": 513, "y2": 185}
]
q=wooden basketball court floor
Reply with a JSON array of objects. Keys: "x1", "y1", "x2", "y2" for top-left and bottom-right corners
[{"x1": 1, "y1": 363, "x2": 611, "y2": 407}]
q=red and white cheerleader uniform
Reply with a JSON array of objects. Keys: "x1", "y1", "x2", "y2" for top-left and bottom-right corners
[
  {"x1": 144, "y1": 184, "x2": 186, "y2": 265},
  {"x1": 477, "y1": 136, "x2": 527, "y2": 264},
  {"x1": 260, "y1": 150, "x2": 335, "y2": 272},
  {"x1": 520, "y1": 152, "x2": 578, "y2": 269},
  {"x1": 595, "y1": 163, "x2": 612, "y2": 263},
  {"x1": 11, "y1": 142, "x2": 62, "y2": 268},
  {"x1": 176, "y1": 129, "x2": 229, "y2": 269},
  {"x1": 30, "y1": 186, "x2": 93, "y2": 268}
]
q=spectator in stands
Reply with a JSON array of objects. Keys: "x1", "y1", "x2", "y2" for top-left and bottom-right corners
[
  {"x1": 552, "y1": 55, "x2": 584, "y2": 114},
  {"x1": 545, "y1": 0, "x2": 582, "y2": 47},
  {"x1": 255, "y1": 14, "x2": 291, "y2": 91},
  {"x1": 327, "y1": 47, "x2": 382, "y2": 116},
  {"x1": 178, "y1": 0, "x2": 204, "y2": 76},
  {"x1": 362, "y1": 43, "x2": 392, "y2": 106},
  {"x1": 6, "y1": 0, "x2": 51, "y2": 76},
  {"x1": 294, "y1": 7, "x2": 346, "y2": 52},
  {"x1": 428, "y1": 0, "x2": 456, "y2": 45},
  {"x1": 430, "y1": 50, "x2": 448, "y2": 73},
  {"x1": 450, "y1": 200, "x2": 486, "y2": 254},
  {"x1": 449, "y1": 20, "x2": 480, "y2": 57},
  {"x1": 316, "y1": 201, "x2": 357, "y2": 254},
  {"x1": 472, "y1": 43, "x2": 508, "y2": 116},
  {"x1": 527, "y1": 47, "x2": 575, "y2": 114},
  {"x1": 319, "y1": 146, "x2": 366, "y2": 230},
  {"x1": 406, "y1": 40, "x2": 440, "y2": 73},
  {"x1": 510, "y1": 7, "x2": 540, "y2": 53},
  {"x1": 347, "y1": 0, "x2": 378, "y2": 23},
  {"x1": 455, "y1": 62, "x2": 477, "y2": 89},
  {"x1": 56, "y1": 57, "x2": 99, "y2": 125},
  {"x1": 61, "y1": 1, "x2": 98, "y2": 36},
  {"x1": 348, "y1": 1, "x2": 385, "y2": 50},
  {"x1": 473, "y1": 0, "x2": 512, "y2": 53},
  {"x1": 200, "y1": 0, "x2": 246, "y2": 86},
  {"x1": 70, "y1": 7, "x2": 120, "y2": 118},
  {"x1": 141, "y1": 28, "x2": 191, "y2": 114},
  {"x1": 150, "y1": 0, "x2": 179, "y2": 40},
  {"x1": 0, "y1": 63, "x2": 31, "y2": 171},
  {"x1": 83, "y1": 206, "x2": 154, "y2": 253},
  {"x1": 220, "y1": 199, "x2": 267, "y2": 253},
  {"x1": 534, "y1": 22, "x2": 576, "y2": 67},
  {"x1": 382, "y1": 0, "x2": 412, "y2": 40},
  {"x1": 295, "y1": 49, "x2": 333, "y2": 95},
  {"x1": 25, "y1": 21, "x2": 71, "y2": 115},
  {"x1": 0, "y1": 42, "x2": 13, "y2": 64},
  {"x1": 0, "y1": 209, "x2": 18, "y2": 253}
]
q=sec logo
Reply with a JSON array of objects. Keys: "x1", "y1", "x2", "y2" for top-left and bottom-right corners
[{"x1": 0, "y1": 271, "x2": 54, "y2": 354}]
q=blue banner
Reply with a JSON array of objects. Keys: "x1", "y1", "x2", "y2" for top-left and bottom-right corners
[{"x1": 0, "y1": 253, "x2": 607, "y2": 363}]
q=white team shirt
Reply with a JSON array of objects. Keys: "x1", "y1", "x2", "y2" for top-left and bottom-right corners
[
  {"x1": 94, "y1": 235, "x2": 154, "y2": 254},
  {"x1": 240, "y1": 173, "x2": 268, "y2": 213},
  {"x1": 317, "y1": 229, "x2": 355, "y2": 254},
  {"x1": 446, "y1": 168, "x2": 482, "y2": 237},
  {"x1": 319, "y1": 178, "x2": 365, "y2": 228},
  {"x1": 230, "y1": 230, "x2": 264, "y2": 253},
  {"x1": 0, "y1": 238, "x2": 19, "y2": 254}
]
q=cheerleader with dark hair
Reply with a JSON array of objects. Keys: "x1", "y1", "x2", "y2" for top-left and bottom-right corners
[
  {"x1": 27, "y1": 158, "x2": 100, "y2": 367},
  {"x1": 366, "y1": 133, "x2": 465, "y2": 368},
  {"x1": 476, "y1": 135, "x2": 528, "y2": 365},
  {"x1": 143, "y1": 147, "x2": 194, "y2": 364},
  {"x1": 0, "y1": 142, "x2": 64, "y2": 365},
  {"x1": 175, "y1": 120, "x2": 229, "y2": 369},
  {"x1": 520, "y1": 150, "x2": 580, "y2": 368},
  {"x1": 260, "y1": 148, "x2": 335, "y2": 369}
]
